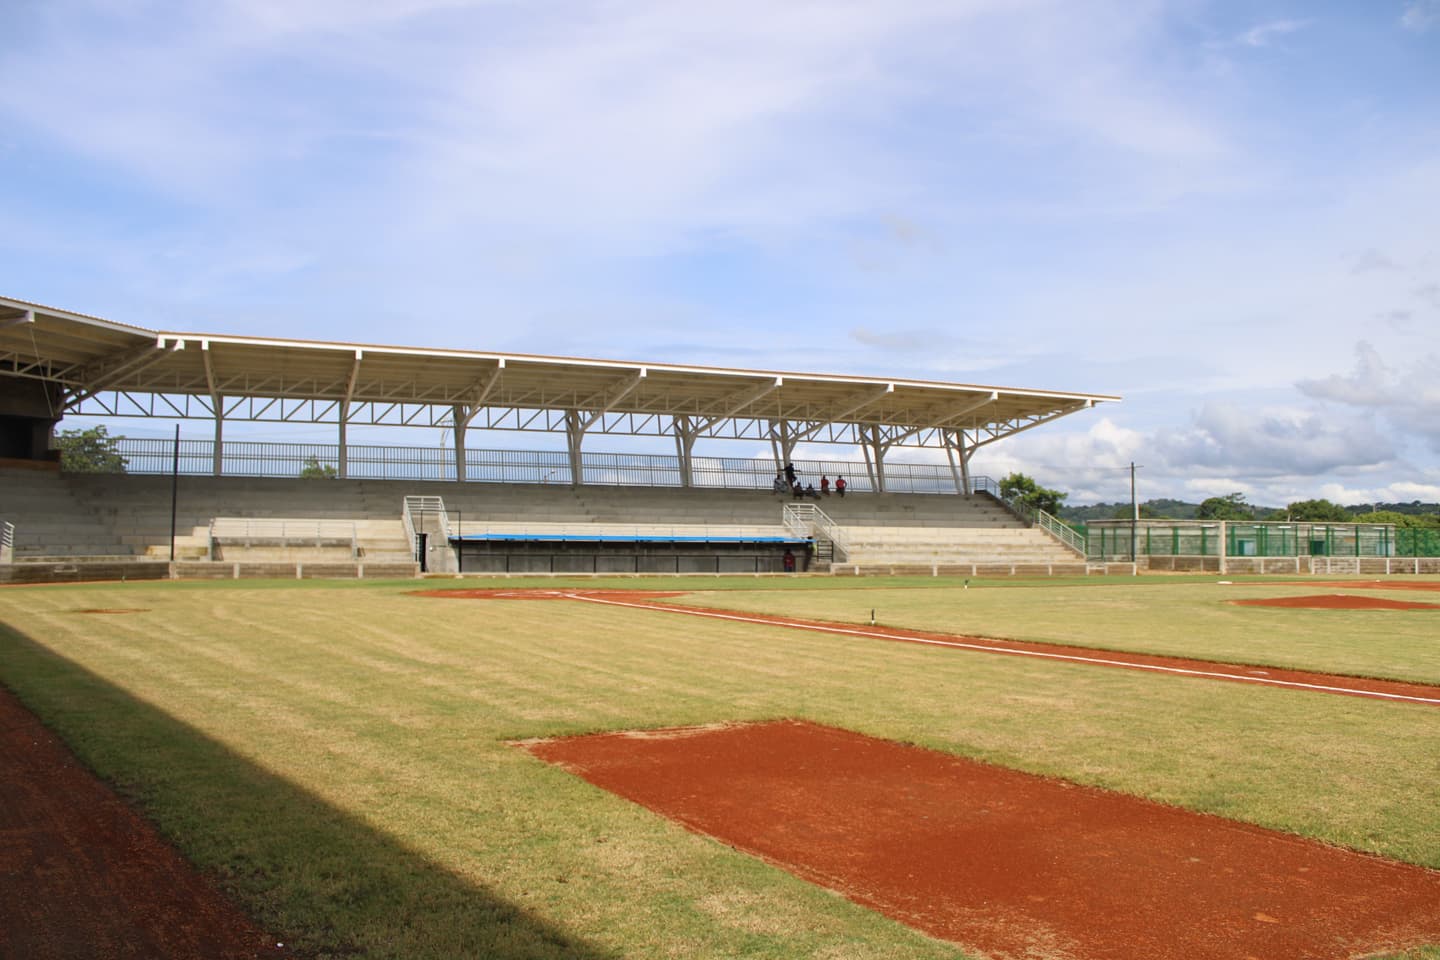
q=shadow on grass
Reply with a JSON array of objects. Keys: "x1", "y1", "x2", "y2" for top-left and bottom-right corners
[{"x1": 0, "y1": 622, "x2": 615, "y2": 960}]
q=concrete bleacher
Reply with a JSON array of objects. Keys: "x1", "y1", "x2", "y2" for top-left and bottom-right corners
[{"x1": 1, "y1": 466, "x2": 1081, "y2": 575}]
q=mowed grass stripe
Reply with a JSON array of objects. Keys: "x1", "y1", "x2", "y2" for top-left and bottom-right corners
[
  {"x1": 0, "y1": 580, "x2": 1437, "y2": 960},
  {"x1": 668, "y1": 578, "x2": 1440, "y2": 684}
]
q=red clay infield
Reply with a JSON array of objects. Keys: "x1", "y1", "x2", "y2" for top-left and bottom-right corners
[
  {"x1": 527, "y1": 719, "x2": 1440, "y2": 960},
  {"x1": 0, "y1": 685, "x2": 288, "y2": 960}
]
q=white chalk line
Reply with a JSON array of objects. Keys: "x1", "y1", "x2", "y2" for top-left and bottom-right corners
[{"x1": 564, "y1": 594, "x2": 1440, "y2": 706}]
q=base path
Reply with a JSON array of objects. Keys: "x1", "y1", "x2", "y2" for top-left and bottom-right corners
[
  {"x1": 0, "y1": 685, "x2": 288, "y2": 960},
  {"x1": 415, "y1": 589, "x2": 1440, "y2": 706},
  {"x1": 527, "y1": 719, "x2": 1440, "y2": 960}
]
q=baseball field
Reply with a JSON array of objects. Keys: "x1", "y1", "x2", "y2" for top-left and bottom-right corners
[{"x1": 1, "y1": 573, "x2": 1437, "y2": 959}]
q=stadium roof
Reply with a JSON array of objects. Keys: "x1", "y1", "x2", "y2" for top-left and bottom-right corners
[{"x1": 1, "y1": 295, "x2": 1116, "y2": 476}]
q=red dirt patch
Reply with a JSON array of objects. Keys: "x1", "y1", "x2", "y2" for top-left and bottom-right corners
[
  {"x1": 527, "y1": 719, "x2": 1440, "y2": 960},
  {"x1": 0, "y1": 685, "x2": 288, "y2": 960},
  {"x1": 1232, "y1": 594, "x2": 1440, "y2": 610}
]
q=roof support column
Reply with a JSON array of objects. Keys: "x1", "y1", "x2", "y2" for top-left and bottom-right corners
[
  {"x1": 770, "y1": 420, "x2": 795, "y2": 474},
  {"x1": 943, "y1": 429, "x2": 970, "y2": 494},
  {"x1": 565, "y1": 410, "x2": 584, "y2": 487},
  {"x1": 338, "y1": 417, "x2": 348, "y2": 478},
  {"x1": 452, "y1": 405, "x2": 468, "y2": 482},
  {"x1": 673, "y1": 415, "x2": 696, "y2": 488},
  {"x1": 201, "y1": 341, "x2": 223, "y2": 476},
  {"x1": 338, "y1": 350, "x2": 363, "y2": 480},
  {"x1": 863, "y1": 425, "x2": 888, "y2": 493},
  {"x1": 213, "y1": 407, "x2": 224, "y2": 477}
]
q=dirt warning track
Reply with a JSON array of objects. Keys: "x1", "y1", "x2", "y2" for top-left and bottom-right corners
[{"x1": 0, "y1": 685, "x2": 288, "y2": 960}]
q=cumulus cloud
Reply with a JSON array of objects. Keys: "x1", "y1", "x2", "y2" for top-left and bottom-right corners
[
  {"x1": 1154, "y1": 402, "x2": 1395, "y2": 477},
  {"x1": 1297, "y1": 341, "x2": 1440, "y2": 452}
]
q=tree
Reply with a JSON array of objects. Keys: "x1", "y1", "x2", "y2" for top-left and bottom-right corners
[
  {"x1": 55, "y1": 425, "x2": 128, "y2": 473},
  {"x1": 1195, "y1": 493, "x2": 1254, "y2": 521},
  {"x1": 998, "y1": 472, "x2": 1067, "y2": 516},
  {"x1": 1283, "y1": 499, "x2": 1352, "y2": 523},
  {"x1": 299, "y1": 455, "x2": 338, "y2": 479}
]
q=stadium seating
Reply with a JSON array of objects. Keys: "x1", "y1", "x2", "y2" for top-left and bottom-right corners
[{"x1": 0, "y1": 466, "x2": 1080, "y2": 573}]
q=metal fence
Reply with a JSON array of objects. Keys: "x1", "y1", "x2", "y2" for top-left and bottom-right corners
[
  {"x1": 102, "y1": 437, "x2": 977, "y2": 494},
  {"x1": 1084, "y1": 520, "x2": 1440, "y2": 559}
]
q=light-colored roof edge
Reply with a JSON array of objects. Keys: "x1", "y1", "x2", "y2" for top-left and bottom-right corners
[{"x1": 3, "y1": 294, "x2": 1120, "y2": 404}]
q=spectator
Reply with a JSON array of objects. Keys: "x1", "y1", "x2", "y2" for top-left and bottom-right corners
[
  {"x1": 835, "y1": 475, "x2": 847, "y2": 497},
  {"x1": 804, "y1": 483, "x2": 819, "y2": 499},
  {"x1": 784, "y1": 462, "x2": 797, "y2": 485},
  {"x1": 792, "y1": 481, "x2": 804, "y2": 499},
  {"x1": 820, "y1": 475, "x2": 830, "y2": 496},
  {"x1": 782, "y1": 549, "x2": 796, "y2": 573},
  {"x1": 772, "y1": 473, "x2": 787, "y2": 494}
]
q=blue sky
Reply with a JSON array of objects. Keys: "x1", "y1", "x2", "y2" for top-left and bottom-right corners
[{"x1": 2, "y1": 0, "x2": 1438, "y2": 506}]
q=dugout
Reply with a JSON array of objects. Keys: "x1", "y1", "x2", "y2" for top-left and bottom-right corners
[{"x1": 452, "y1": 532, "x2": 813, "y2": 574}]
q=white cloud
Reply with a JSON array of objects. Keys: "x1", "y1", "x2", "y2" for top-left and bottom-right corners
[
  {"x1": 1298, "y1": 341, "x2": 1440, "y2": 451},
  {"x1": 1238, "y1": 18, "x2": 1311, "y2": 47},
  {"x1": 1350, "y1": 248, "x2": 1402, "y2": 274},
  {"x1": 1401, "y1": 0, "x2": 1439, "y2": 32}
]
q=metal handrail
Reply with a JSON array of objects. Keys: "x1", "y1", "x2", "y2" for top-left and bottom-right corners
[
  {"x1": 102, "y1": 436, "x2": 1004, "y2": 495},
  {"x1": 975, "y1": 486, "x2": 1087, "y2": 556},
  {"x1": 782, "y1": 503, "x2": 849, "y2": 561}
]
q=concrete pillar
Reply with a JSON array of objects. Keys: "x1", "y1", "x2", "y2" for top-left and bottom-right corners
[
  {"x1": 565, "y1": 410, "x2": 584, "y2": 486},
  {"x1": 453, "y1": 404, "x2": 468, "y2": 483}
]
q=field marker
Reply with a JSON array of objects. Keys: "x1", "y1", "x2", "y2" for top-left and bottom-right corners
[{"x1": 564, "y1": 594, "x2": 1440, "y2": 707}]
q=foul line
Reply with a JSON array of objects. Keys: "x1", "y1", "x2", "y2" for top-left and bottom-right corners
[{"x1": 564, "y1": 594, "x2": 1440, "y2": 707}]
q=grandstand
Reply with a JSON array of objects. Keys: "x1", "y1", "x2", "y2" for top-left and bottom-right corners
[{"x1": 1, "y1": 295, "x2": 1115, "y2": 580}]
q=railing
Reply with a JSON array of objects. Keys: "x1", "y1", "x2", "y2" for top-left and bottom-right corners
[
  {"x1": 782, "y1": 503, "x2": 849, "y2": 561},
  {"x1": 1, "y1": 521, "x2": 13, "y2": 564},
  {"x1": 457, "y1": 523, "x2": 791, "y2": 541},
  {"x1": 100, "y1": 437, "x2": 998, "y2": 495},
  {"x1": 207, "y1": 518, "x2": 358, "y2": 558},
  {"x1": 975, "y1": 483, "x2": 1087, "y2": 556}
]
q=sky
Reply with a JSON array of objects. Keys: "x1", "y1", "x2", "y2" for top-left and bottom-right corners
[{"x1": 2, "y1": 0, "x2": 1438, "y2": 506}]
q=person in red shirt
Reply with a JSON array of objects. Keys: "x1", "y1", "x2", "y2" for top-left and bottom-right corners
[{"x1": 835, "y1": 476, "x2": 847, "y2": 497}]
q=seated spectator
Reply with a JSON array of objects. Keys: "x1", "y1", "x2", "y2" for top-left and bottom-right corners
[
  {"x1": 792, "y1": 481, "x2": 804, "y2": 499},
  {"x1": 820, "y1": 475, "x2": 830, "y2": 495},
  {"x1": 804, "y1": 483, "x2": 819, "y2": 499},
  {"x1": 772, "y1": 473, "x2": 787, "y2": 494},
  {"x1": 835, "y1": 475, "x2": 847, "y2": 497}
]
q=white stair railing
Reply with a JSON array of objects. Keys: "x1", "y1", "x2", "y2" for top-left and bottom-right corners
[
  {"x1": 1, "y1": 521, "x2": 13, "y2": 564},
  {"x1": 782, "y1": 503, "x2": 848, "y2": 561}
]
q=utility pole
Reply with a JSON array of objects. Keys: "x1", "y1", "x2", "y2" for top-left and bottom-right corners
[{"x1": 1130, "y1": 461, "x2": 1139, "y2": 574}]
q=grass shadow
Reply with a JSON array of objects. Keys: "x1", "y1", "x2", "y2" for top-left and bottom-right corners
[{"x1": 0, "y1": 621, "x2": 616, "y2": 960}]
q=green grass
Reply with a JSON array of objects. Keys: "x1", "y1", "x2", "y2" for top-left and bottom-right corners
[
  {"x1": 652, "y1": 575, "x2": 1440, "y2": 684},
  {"x1": 0, "y1": 576, "x2": 1437, "y2": 959}
]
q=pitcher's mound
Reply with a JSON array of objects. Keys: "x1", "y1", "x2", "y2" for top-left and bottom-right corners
[{"x1": 1232, "y1": 594, "x2": 1439, "y2": 610}]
